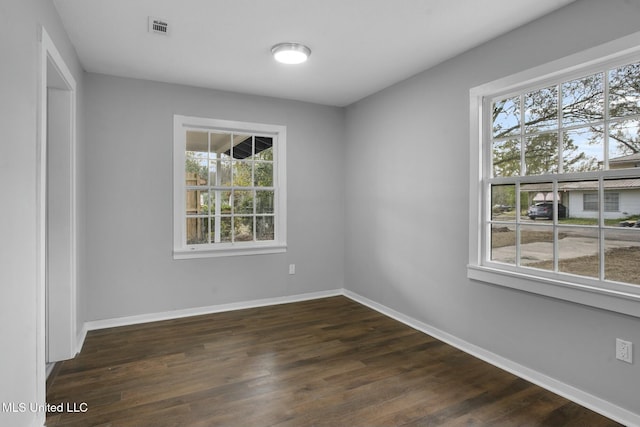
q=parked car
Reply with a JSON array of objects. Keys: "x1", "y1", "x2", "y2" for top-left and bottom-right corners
[{"x1": 527, "y1": 202, "x2": 567, "y2": 220}]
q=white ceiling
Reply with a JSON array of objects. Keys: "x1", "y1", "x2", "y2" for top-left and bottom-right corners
[{"x1": 53, "y1": 0, "x2": 575, "y2": 106}]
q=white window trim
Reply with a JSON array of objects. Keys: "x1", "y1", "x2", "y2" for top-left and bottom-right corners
[
  {"x1": 468, "y1": 31, "x2": 640, "y2": 318},
  {"x1": 173, "y1": 115, "x2": 287, "y2": 259}
]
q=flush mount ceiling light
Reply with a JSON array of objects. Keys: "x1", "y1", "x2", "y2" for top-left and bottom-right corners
[{"x1": 271, "y1": 42, "x2": 311, "y2": 65}]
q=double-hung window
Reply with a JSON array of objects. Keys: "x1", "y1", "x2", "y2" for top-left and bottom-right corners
[
  {"x1": 173, "y1": 115, "x2": 286, "y2": 258},
  {"x1": 469, "y1": 33, "x2": 640, "y2": 316}
]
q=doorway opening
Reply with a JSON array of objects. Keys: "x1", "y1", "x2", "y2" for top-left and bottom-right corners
[{"x1": 36, "y1": 27, "x2": 78, "y2": 418}]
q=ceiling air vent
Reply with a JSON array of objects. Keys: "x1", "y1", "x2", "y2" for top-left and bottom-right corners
[{"x1": 148, "y1": 17, "x2": 169, "y2": 35}]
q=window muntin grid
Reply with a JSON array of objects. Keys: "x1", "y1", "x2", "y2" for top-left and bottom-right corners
[{"x1": 486, "y1": 59, "x2": 640, "y2": 288}]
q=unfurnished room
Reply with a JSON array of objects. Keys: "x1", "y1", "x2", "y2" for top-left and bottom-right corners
[{"x1": 2, "y1": 1, "x2": 640, "y2": 426}]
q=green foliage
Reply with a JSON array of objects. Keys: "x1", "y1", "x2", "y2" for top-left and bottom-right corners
[
  {"x1": 185, "y1": 151, "x2": 208, "y2": 182},
  {"x1": 492, "y1": 61, "x2": 640, "y2": 178}
]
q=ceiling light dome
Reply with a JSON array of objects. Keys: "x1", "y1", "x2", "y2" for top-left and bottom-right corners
[{"x1": 271, "y1": 42, "x2": 311, "y2": 65}]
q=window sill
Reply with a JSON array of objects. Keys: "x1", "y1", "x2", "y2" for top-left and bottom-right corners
[
  {"x1": 467, "y1": 264, "x2": 640, "y2": 318},
  {"x1": 174, "y1": 243, "x2": 287, "y2": 259}
]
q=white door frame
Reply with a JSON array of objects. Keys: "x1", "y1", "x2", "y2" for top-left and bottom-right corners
[{"x1": 36, "y1": 26, "x2": 77, "y2": 418}]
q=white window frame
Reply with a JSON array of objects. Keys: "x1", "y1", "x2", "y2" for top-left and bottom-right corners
[
  {"x1": 173, "y1": 115, "x2": 287, "y2": 259},
  {"x1": 468, "y1": 31, "x2": 640, "y2": 318}
]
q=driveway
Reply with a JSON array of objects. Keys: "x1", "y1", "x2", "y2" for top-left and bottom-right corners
[{"x1": 492, "y1": 235, "x2": 640, "y2": 265}]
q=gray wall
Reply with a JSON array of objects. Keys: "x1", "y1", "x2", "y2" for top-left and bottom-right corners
[
  {"x1": 345, "y1": 0, "x2": 640, "y2": 415},
  {"x1": 83, "y1": 74, "x2": 345, "y2": 321},
  {"x1": 0, "y1": 1, "x2": 84, "y2": 426}
]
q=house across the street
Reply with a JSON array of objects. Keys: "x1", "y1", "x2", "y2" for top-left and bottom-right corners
[{"x1": 523, "y1": 153, "x2": 640, "y2": 219}]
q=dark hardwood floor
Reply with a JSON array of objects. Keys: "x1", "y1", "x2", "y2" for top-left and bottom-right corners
[{"x1": 46, "y1": 296, "x2": 622, "y2": 426}]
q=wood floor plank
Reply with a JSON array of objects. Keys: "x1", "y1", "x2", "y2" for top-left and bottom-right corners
[{"x1": 46, "y1": 296, "x2": 622, "y2": 427}]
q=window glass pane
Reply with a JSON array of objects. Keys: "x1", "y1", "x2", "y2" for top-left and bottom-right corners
[
  {"x1": 609, "y1": 119, "x2": 640, "y2": 165},
  {"x1": 605, "y1": 177, "x2": 640, "y2": 219},
  {"x1": 210, "y1": 132, "x2": 232, "y2": 160},
  {"x1": 254, "y1": 137, "x2": 274, "y2": 161},
  {"x1": 233, "y1": 190, "x2": 254, "y2": 215},
  {"x1": 492, "y1": 96, "x2": 520, "y2": 138},
  {"x1": 208, "y1": 161, "x2": 218, "y2": 185},
  {"x1": 220, "y1": 190, "x2": 232, "y2": 214},
  {"x1": 220, "y1": 217, "x2": 232, "y2": 242},
  {"x1": 233, "y1": 161, "x2": 253, "y2": 187},
  {"x1": 491, "y1": 225, "x2": 516, "y2": 265},
  {"x1": 564, "y1": 126, "x2": 604, "y2": 172},
  {"x1": 231, "y1": 134, "x2": 252, "y2": 159},
  {"x1": 561, "y1": 73, "x2": 604, "y2": 126},
  {"x1": 256, "y1": 190, "x2": 275, "y2": 214},
  {"x1": 186, "y1": 190, "x2": 208, "y2": 215},
  {"x1": 581, "y1": 192, "x2": 623, "y2": 214},
  {"x1": 604, "y1": 192, "x2": 620, "y2": 213},
  {"x1": 525, "y1": 133, "x2": 558, "y2": 175},
  {"x1": 491, "y1": 184, "x2": 516, "y2": 221},
  {"x1": 256, "y1": 216, "x2": 275, "y2": 241},
  {"x1": 605, "y1": 228, "x2": 640, "y2": 285},
  {"x1": 520, "y1": 182, "x2": 555, "y2": 221},
  {"x1": 553, "y1": 180, "x2": 596, "y2": 221},
  {"x1": 234, "y1": 216, "x2": 254, "y2": 242},
  {"x1": 185, "y1": 157, "x2": 207, "y2": 185},
  {"x1": 209, "y1": 216, "x2": 216, "y2": 244},
  {"x1": 186, "y1": 218, "x2": 209, "y2": 245},
  {"x1": 254, "y1": 162, "x2": 274, "y2": 186},
  {"x1": 492, "y1": 138, "x2": 520, "y2": 177},
  {"x1": 520, "y1": 224, "x2": 554, "y2": 270},
  {"x1": 557, "y1": 226, "x2": 599, "y2": 278},
  {"x1": 186, "y1": 131, "x2": 208, "y2": 158},
  {"x1": 583, "y1": 193, "x2": 598, "y2": 212},
  {"x1": 609, "y1": 61, "x2": 640, "y2": 118},
  {"x1": 200, "y1": 191, "x2": 213, "y2": 215},
  {"x1": 525, "y1": 85, "x2": 558, "y2": 133},
  {"x1": 219, "y1": 162, "x2": 232, "y2": 187},
  {"x1": 519, "y1": 189, "x2": 532, "y2": 221},
  {"x1": 605, "y1": 193, "x2": 620, "y2": 212}
]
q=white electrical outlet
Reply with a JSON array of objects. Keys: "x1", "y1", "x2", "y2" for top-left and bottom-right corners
[
  {"x1": 288, "y1": 264, "x2": 296, "y2": 275},
  {"x1": 616, "y1": 338, "x2": 633, "y2": 364}
]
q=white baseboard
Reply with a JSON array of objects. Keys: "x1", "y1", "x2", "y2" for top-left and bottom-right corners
[
  {"x1": 45, "y1": 363, "x2": 55, "y2": 379},
  {"x1": 75, "y1": 323, "x2": 87, "y2": 355},
  {"x1": 83, "y1": 289, "x2": 343, "y2": 332},
  {"x1": 343, "y1": 289, "x2": 640, "y2": 427}
]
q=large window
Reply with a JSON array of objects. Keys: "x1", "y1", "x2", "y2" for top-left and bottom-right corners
[
  {"x1": 173, "y1": 116, "x2": 286, "y2": 258},
  {"x1": 469, "y1": 34, "x2": 640, "y2": 316}
]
